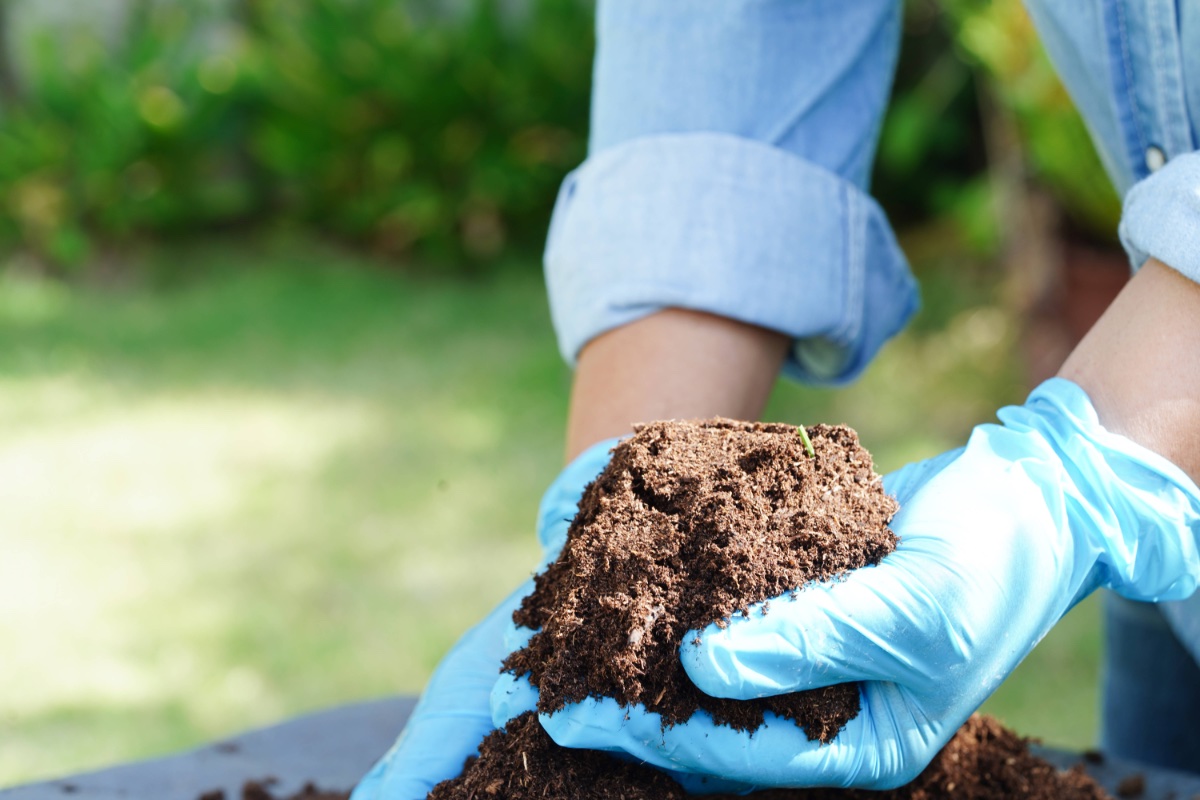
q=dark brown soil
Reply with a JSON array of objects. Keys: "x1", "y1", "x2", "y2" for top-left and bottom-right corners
[
  {"x1": 503, "y1": 419, "x2": 898, "y2": 741},
  {"x1": 429, "y1": 710, "x2": 1111, "y2": 800},
  {"x1": 427, "y1": 712, "x2": 684, "y2": 800},
  {"x1": 198, "y1": 780, "x2": 349, "y2": 800},
  {"x1": 1116, "y1": 773, "x2": 1146, "y2": 798},
  {"x1": 427, "y1": 417, "x2": 1112, "y2": 800}
]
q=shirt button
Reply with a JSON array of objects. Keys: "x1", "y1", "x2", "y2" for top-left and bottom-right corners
[{"x1": 1145, "y1": 145, "x2": 1167, "y2": 172}]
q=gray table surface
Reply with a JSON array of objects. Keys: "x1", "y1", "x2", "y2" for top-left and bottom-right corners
[
  {"x1": 3, "y1": 698, "x2": 1199, "y2": 799},
  {"x1": 0, "y1": 697, "x2": 416, "y2": 800}
]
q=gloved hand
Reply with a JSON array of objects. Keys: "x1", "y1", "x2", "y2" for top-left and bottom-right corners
[
  {"x1": 493, "y1": 378, "x2": 1200, "y2": 790},
  {"x1": 351, "y1": 439, "x2": 618, "y2": 800}
]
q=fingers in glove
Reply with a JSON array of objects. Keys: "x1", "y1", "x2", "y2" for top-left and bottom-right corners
[
  {"x1": 490, "y1": 671, "x2": 541, "y2": 727},
  {"x1": 536, "y1": 686, "x2": 939, "y2": 790},
  {"x1": 672, "y1": 450, "x2": 966, "y2": 701},
  {"x1": 880, "y1": 448, "x2": 962, "y2": 504},
  {"x1": 502, "y1": 623, "x2": 536, "y2": 654},
  {"x1": 351, "y1": 709, "x2": 494, "y2": 800},
  {"x1": 680, "y1": 546, "x2": 967, "y2": 698},
  {"x1": 683, "y1": 459, "x2": 1062, "y2": 702}
]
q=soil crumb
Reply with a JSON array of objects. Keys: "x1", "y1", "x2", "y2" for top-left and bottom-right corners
[
  {"x1": 504, "y1": 419, "x2": 897, "y2": 741},
  {"x1": 430, "y1": 711, "x2": 1112, "y2": 800},
  {"x1": 1116, "y1": 773, "x2": 1146, "y2": 798}
]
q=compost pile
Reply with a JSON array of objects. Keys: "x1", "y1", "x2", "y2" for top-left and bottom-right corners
[{"x1": 429, "y1": 419, "x2": 1113, "y2": 800}]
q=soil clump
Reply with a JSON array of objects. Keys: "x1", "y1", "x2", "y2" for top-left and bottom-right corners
[{"x1": 504, "y1": 419, "x2": 897, "y2": 740}]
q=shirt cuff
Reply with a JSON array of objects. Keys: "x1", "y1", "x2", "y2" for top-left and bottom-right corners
[
  {"x1": 544, "y1": 133, "x2": 919, "y2": 385},
  {"x1": 1119, "y1": 150, "x2": 1200, "y2": 284}
]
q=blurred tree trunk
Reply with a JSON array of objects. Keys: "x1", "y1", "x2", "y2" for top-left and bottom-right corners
[
  {"x1": 979, "y1": 80, "x2": 1130, "y2": 387},
  {"x1": 976, "y1": 79, "x2": 1066, "y2": 386}
]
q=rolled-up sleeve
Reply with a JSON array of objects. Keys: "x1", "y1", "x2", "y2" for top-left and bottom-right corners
[
  {"x1": 544, "y1": 0, "x2": 915, "y2": 384},
  {"x1": 1120, "y1": 152, "x2": 1200, "y2": 284},
  {"x1": 1026, "y1": 0, "x2": 1200, "y2": 284}
]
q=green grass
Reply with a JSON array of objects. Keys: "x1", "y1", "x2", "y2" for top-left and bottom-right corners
[{"x1": 0, "y1": 240, "x2": 1101, "y2": 786}]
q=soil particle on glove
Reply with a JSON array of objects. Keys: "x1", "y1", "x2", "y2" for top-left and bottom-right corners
[
  {"x1": 430, "y1": 711, "x2": 1111, "y2": 800},
  {"x1": 503, "y1": 419, "x2": 898, "y2": 742}
]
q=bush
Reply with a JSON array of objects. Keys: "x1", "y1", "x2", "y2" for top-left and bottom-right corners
[
  {"x1": 939, "y1": 0, "x2": 1122, "y2": 240},
  {"x1": 0, "y1": 0, "x2": 593, "y2": 270},
  {"x1": 0, "y1": 0, "x2": 1117, "y2": 274},
  {"x1": 246, "y1": 0, "x2": 592, "y2": 263},
  {"x1": 0, "y1": 1, "x2": 261, "y2": 266}
]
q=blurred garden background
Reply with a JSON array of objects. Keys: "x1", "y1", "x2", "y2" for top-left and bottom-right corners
[{"x1": 0, "y1": 0, "x2": 1129, "y2": 786}]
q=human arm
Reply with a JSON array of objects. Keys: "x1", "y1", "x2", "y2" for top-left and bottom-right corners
[
  {"x1": 1060, "y1": 258, "x2": 1200, "y2": 483},
  {"x1": 566, "y1": 309, "x2": 788, "y2": 460},
  {"x1": 546, "y1": 0, "x2": 916, "y2": 398},
  {"x1": 524, "y1": 259, "x2": 1200, "y2": 790},
  {"x1": 501, "y1": 0, "x2": 1200, "y2": 789},
  {"x1": 562, "y1": 0, "x2": 915, "y2": 456}
]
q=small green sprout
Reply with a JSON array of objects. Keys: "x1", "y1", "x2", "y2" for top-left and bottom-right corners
[{"x1": 797, "y1": 425, "x2": 815, "y2": 458}]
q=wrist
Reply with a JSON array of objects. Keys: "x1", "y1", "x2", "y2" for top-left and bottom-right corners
[
  {"x1": 1012, "y1": 378, "x2": 1200, "y2": 603},
  {"x1": 565, "y1": 308, "x2": 789, "y2": 461},
  {"x1": 1059, "y1": 259, "x2": 1200, "y2": 483}
]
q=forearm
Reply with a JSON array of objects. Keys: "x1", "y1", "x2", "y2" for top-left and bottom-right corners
[
  {"x1": 547, "y1": 1, "x2": 914, "y2": 461},
  {"x1": 565, "y1": 309, "x2": 789, "y2": 462},
  {"x1": 1059, "y1": 259, "x2": 1200, "y2": 483}
]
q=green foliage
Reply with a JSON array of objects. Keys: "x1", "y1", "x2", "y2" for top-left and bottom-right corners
[
  {"x1": 0, "y1": 0, "x2": 1123, "y2": 273},
  {"x1": 873, "y1": 0, "x2": 1123, "y2": 250},
  {"x1": 938, "y1": 0, "x2": 1123, "y2": 240},
  {"x1": 872, "y1": 3, "x2": 990, "y2": 239},
  {"x1": 0, "y1": 3, "x2": 259, "y2": 267},
  {"x1": 0, "y1": 0, "x2": 593, "y2": 269},
  {"x1": 246, "y1": 0, "x2": 591, "y2": 261}
]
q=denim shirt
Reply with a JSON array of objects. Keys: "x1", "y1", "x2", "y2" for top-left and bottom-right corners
[{"x1": 542, "y1": 1, "x2": 1200, "y2": 658}]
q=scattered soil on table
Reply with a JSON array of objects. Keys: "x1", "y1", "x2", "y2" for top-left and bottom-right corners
[
  {"x1": 503, "y1": 419, "x2": 898, "y2": 741},
  {"x1": 197, "y1": 780, "x2": 349, "y2": 800},
  {"x1": 1116, "y1": 772, "x2": 1146, "y2": 798},
  {"x1": 429, "y1": 710, "x2": 1111, "y2": 800}
]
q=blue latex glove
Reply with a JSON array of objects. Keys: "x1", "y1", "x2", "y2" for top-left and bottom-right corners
[
  {"x1": 494, "y1": 379, "x2": 1200, "y2": 790},
  {"x1": 350, "y1": 439, "x2": 617, "y2": 800}
]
